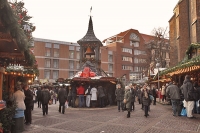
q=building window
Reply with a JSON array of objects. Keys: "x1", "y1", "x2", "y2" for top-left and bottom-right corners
[
  {"x1": 134, "y1": 67, "x2": 139, "y2": 72},
  {"x1": 44, "y1": 70, "x2": 50, "y2": 79},
  {"x1": 53, "y1": 70, "x2": 59, "y2": 79},
  {"x1": 69, "y1": 46, "x2": 75, "y2": 50},
  {"x1": 134, "y1": 58, "x2": 138, "y2": 63},
  {"x1": 69, "y1": 60, "x2": 74, "y2": 69},
  {"x1": 45, "y1": 59, "x2": 51, "y2": 68},
  {"x1": 130, "y1": 73, "x2": 141, "y2": 81},
  {"x1": 77, "y1": 52, "x2": 80, "y2": 59},
  {"x1": 130, "y1": 41, "x2": 139, "y2": 47},
  {"x1": 53, "y1": 44, "x2": 59, "y2": 49},
  {"x1": 138, "y1": 59, "x2": 146, "y2": 63},
  {"x1": 53, "y1": 59, "x2": 59, "y2": 68},
  {"x1": 122, "y1": 56, "x2": 132, "y2": 62},
  {"x1": 122, "y1": 65, "x2": 133, "y2": 70},
  {"x1": 108, "y1": 55, "x2": 113, "y2": 62},
  {"x1": 134, "y1": 50, "x2": 146, "y2": 55},
  {"x1": 45, "y1": 43, "x2": 51, "y2": 48},
  {"x1": 108, "y1": 64, "x2": 113, "y2": 72},
  {"x1": 69, "y1": 71, "x2": 74, "y2": 78},
  {"x1": 76, "y1": 61, "x2": 80, "y2": 69},
  {"x1": 69, "y1": 50, "x2": 74, "y2": 58},
  {"x1": 76, "y1": 47, "x2": 80, "y2": 51},
  {"x1": 45, "y1": 48, "x2": 51, "y2": 56},
  {"x1": 122, "y1": 48, "x2": 132, "y2": 54},
  {"x1": 54, "y1": 49, "x2": 59, "y2": 57}
]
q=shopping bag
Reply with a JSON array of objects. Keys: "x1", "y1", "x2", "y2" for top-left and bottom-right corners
[
  {"x1": 65, "y1": 101, "x2": 68, "y2": 108},
  {"x1": 48, "y1": 100, "x2": 52, "y2": 105},
  {"x1": 149, "y1": 95, "x2": 154, "y2": 101},
  {"x1": 181, "y1": 108, "x2": 187, "y2": 116}
]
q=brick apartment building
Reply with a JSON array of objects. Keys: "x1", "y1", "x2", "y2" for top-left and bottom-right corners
[
  {"x1": 33, "y1": 38, "x2": 116, "y2": 83},
  {"x1": 169, "y1": 0, "x2": 200, "y2": 67},
  {"x1": 33, "y1": 38, "x2": 80, "y2": 83},
  {"x1": 102, "y1": 29, "x2": 167, "y2": 83},
  {"x1": 33, "y1": 28, "x2": 170, "y2": 84}
]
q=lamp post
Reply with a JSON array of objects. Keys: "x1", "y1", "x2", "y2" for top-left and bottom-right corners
[{"x1": 156, "y1": 61, "x2": 160, "y2": 101}]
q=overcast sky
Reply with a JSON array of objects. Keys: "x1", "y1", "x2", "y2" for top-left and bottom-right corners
[{"x1": 23, "y1": 0, "x2": 179, "y2": 43}]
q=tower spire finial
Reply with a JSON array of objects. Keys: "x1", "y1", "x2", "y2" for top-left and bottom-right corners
[{"x1": 90, "y1": 6, "x2": 92, "y2": 16}]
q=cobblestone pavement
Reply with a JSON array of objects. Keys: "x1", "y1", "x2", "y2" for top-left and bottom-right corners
[{"x1": 23, "y1": 102, "x2": 200, "y2": 133}]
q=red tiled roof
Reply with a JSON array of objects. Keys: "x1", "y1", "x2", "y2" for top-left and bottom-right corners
[{"x1": 140, "y1": 34, "x2": 155, "y2": 43}]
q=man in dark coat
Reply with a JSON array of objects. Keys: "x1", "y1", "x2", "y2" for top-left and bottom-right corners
[
  {"x1": 166, "y1": 82, "x2": 181, "y2": 116},
  {"x1": 129, "y1": 83, "x2": 136, "y2": 111},
  {"x1": 115, "y1": 84, "x2": 124, "y2": 112},
  {"x1": 58, "y1": 86, "x2": 68, "y2": 114},
  {"x1": 23, "y1": 84, "x2": 33, "y2": 125},
  {"x1": 152, "y1": 85, "x2": 157, "y2": 105},
  {"x1": 180, "y1": 75, "x2": 195, "y2": 118},
  {"x1": 36, "y1": 87, "x2": 42, "y2": 108},
  {"x1": 97, "y1": 86, "x2": 106, "y2": 108},
  {"x1": 71, "y1": 84, "x2": 77, "y2": 108},
  {"x1": 41, "y1": 86, "x2": 51, "y2": 116}
]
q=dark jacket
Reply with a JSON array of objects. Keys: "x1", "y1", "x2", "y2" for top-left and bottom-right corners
[
  {"x1": 41, "y1": 89, "x2": 51, "y2": 104},
  {"x1": 141, "y1": 90, "x2": 150, "y2": 106},
  {"x1": 152, "y1": 87, "x2": 157, "y2": 97},
  {"x1": 115, "y1": 88, "x2": 124, "y2": 101},
  {"x1": 36, "y1": 89, "x2": 42, "y2": 101},
  {"x1": 166, "y1": 84, "x2": 181, "y2": 100},
  {"x1": 24, "y1": 89, "x2": 33, "y2": 106},
  {"x1": 68, "y1": 89, "x2": 72, "y2": 97},
  {"x1": 97, "y1": 86, "x2": 105, "y2": 98},
  {"x1": 130, "y1": 88, "x2": 136, "y2": 102},
  {"x1": 181, "y1": 79, "x2": 194, "y2": 101},
  {"x1": 71, "y1": 85, "x2": 77, "y2": 97},
  {"x1": 137, "y1": 89, "x2": 142, "y2": 99},
  {"x1": 58, "y1": 88, "x2": 67, "y2": 104}
]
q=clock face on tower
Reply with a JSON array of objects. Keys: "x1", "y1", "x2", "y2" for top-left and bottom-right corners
[{"x1": 129, "y1": 33, "x2": 140, "y2": 41}]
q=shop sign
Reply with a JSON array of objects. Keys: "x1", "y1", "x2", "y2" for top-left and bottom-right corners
[
  {"x1": 0, "y1": 100, "x2": 6, "y2": 110},
  {"x1": 100, "y1": 77, "x2": 116, "y2": 81}
]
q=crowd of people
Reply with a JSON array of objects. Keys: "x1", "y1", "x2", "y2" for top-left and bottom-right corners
[
  {"x1": 10, "y1": 75, "x2": 200, "y2": 132},
  {"x1": 115, "y1": 83, "x2": 157, "y2": 118},
  {"x1": 166, "y1": 75, "x2": 200, "y2": 118}
]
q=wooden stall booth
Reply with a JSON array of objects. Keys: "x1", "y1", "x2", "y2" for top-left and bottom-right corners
[
  {"x1": 0, "y1": 4, "x2": 36, "y2": 100},
  {"x1": 159, "y1": 43, "x2": 200, "y2": 86}
]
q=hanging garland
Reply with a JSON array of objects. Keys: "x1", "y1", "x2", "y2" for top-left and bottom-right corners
[
  {"x1": 160, "y1": 43, "x2": 200, "y2": 76},
  {"x1": 0, "y1": 0, "x2": 36, "y2": 67}
]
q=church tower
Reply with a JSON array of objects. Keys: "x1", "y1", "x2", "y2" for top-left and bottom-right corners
[{"x1": 77, "y1": 16, "x2": 104, "y2": 76}]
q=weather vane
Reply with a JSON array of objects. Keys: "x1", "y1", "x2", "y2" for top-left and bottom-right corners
[{"x1": 89, "y1": 6, "x2": 92, "y2": 17}]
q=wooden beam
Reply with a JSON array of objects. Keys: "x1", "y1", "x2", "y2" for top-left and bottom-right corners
[{"x1": 0, "y1": 67, "x2": 5, "y2": 100}]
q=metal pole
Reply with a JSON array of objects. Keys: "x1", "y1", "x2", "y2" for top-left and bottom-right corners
[
  {"x1": 158, "y1": 67, "x2": 159, "y2": 90},
  {"x1": 158, "y1": 67, "x2": 160, "y2": 102}
]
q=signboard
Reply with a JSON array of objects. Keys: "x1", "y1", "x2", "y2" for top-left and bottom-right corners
[
  {"x1": 73, "y1": 77, "x2": 91, "y2": 81},
  {"x1": 0, "y1": 100, "x2": 6, "y2": 110},
  {"x1": 100, "y1": 77, "x2": 116, "y2": 81}
]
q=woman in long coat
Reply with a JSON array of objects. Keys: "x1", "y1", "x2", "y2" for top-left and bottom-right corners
[
  {"x1": 115, "y1": 84, "x2": 124, "y2": 112},
  {"x1": 141, "y1": 84, "x2": 150, "y2": 117},
  {"x1": 124, "y1": 86, "x2": 132, "y2": 118}
]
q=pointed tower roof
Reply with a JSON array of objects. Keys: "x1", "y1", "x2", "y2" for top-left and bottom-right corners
[{"x1": 77, "y1": 16, "x2": 103, "y2": 46}]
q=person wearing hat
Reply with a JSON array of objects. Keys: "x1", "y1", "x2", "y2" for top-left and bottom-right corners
[{"x1": 181, "y1": 75, "x2": 196, "y2": 118}]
